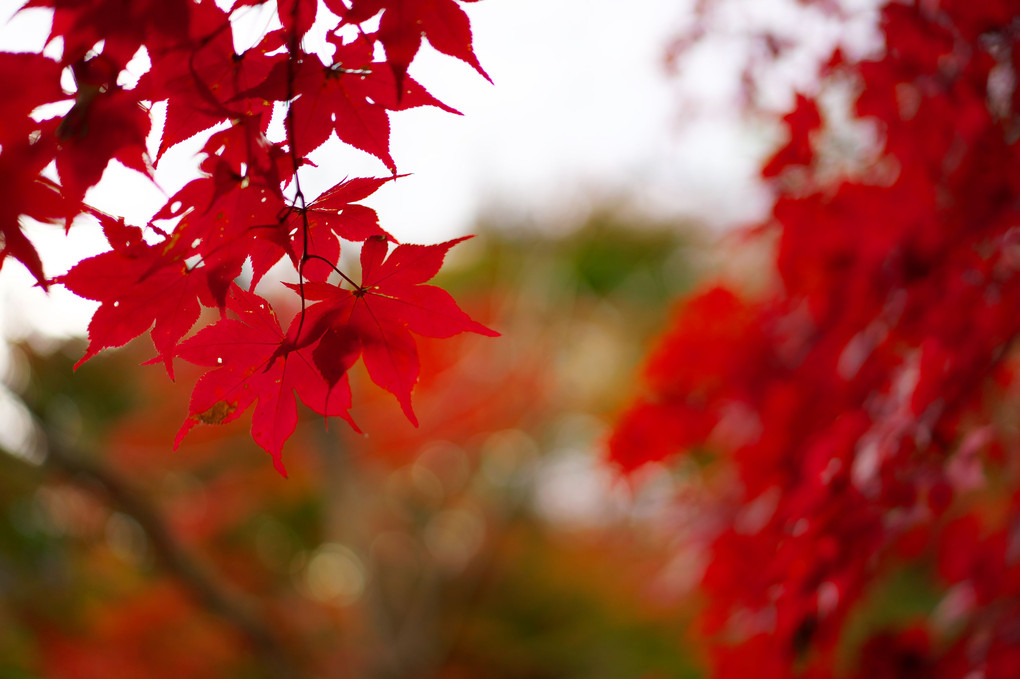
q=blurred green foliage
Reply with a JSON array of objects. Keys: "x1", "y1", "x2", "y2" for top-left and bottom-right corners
[{"x1": 449, "y1": 520, "x2": 702, "y2": 679}]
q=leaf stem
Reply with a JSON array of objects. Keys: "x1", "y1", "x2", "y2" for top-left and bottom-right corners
[
  {"x1": 303, "y1": 253, "x2": 362, "y2": 291},
  {"x1": 28, "y1": 438, "x2": 306, "y2": 678},
  {"x1": 283, "y1": 9, "x2": 312, "y2": 347}
]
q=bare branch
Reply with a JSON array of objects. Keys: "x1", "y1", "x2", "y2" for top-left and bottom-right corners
[{"x1": 4, "y1": 438, "x2": 308, "y2": 679}]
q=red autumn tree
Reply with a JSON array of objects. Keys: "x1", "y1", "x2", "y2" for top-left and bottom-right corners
[
  {"x1": 611, "y1": 1, "x2": 1020, "y2": 677},
  {"x1": 1, "y1": 0, "x2": 495, "y2": 475}
]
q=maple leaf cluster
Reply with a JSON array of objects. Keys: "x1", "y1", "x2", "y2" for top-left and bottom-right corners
[
  {"x1": 2, "y1": 0, "x2": 496, "y2": 475},
  {"x1": 611, "y1": 1, "x2": 1020, "y2": 677}
]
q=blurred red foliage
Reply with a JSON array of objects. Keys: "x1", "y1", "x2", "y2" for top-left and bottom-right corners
[{"x1": 612, "y1": 1, "x2": 1020, "y2": 676}]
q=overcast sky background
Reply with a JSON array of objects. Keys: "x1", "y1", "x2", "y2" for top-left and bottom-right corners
[{"x1": 0, "y1": 0, "x2": 882, "y2": 340}]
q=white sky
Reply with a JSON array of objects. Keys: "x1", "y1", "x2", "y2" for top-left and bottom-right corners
[{"x1": 0, "y1": 0, "x2": 882, "y2": 340}]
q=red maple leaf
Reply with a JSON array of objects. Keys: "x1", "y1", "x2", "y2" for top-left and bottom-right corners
[
  {"x1": 55, "y1": 56, "x2": 153, "y2": 219},
  {"x1": 0, "y1": 130, "x2": 65, "y2": 288},
  {"x1": 294, "y1": 235, "x2": 498, "y2": 425},
  {"x1": 239, "y1": 32, "x2": 457, "y2": 170},
  {"x1": 333, "y1": 0, "x2": 491, "y2": 91},
  {"x1": 25, "y1": 0, "x2": 192, "y2": 68},
  {"x1": 250, "y1": 176, "x2": 396, "y2": 286},
  {"x1": 0, "y1": 52, "x2": 69, "y2": 286},
  {"x1": 137, "y1": 5, "x2": 284, "y2": 162},
  {"x1": 55, "y1": 210, "x2": 211, "y2": 377},
  {"x1": 762, "y1": 93, "x2": 821, "y2": 178},
  {"x1": 175, "y1": 285, "x2": 357, "y2": 476},
  {"x1": 148, "y1": 120, "x2": 291, "y2": 308},
  {"x1": 276, "y1": 0, "x2": 318, "y2": 38},
  {"x1": 0, "y1": 51, "x2": 67, "y2": 132}
]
